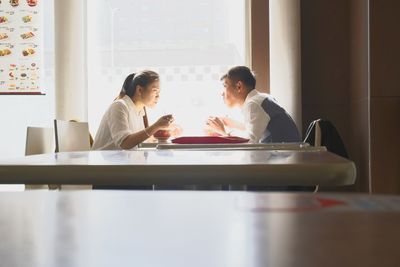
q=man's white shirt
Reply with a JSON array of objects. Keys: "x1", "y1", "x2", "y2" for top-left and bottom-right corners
[{"x1": 242, "y1": 89, "x2": 271, "y2": 143}]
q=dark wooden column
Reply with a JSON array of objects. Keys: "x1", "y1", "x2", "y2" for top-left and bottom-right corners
[{"x1": 251, "y1": 0, "x2": 270, "y2": 93}]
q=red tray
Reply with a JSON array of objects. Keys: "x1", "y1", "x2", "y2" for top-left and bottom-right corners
[{"x1": 171, "y1": 136, "x2": 249, "y2": 144}]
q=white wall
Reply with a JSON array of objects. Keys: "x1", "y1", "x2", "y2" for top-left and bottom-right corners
[
  {"x1": 0, "y1": 94, "x2": 54, "y2": 159},
  {"x1": 0, "y1": 0, "x2": 55, "y2": 191},
  {"x1": 0, "y1": 0, "x2": 55, "y2": 160},
  {"x1": 269, "y1": 0, "x2": 302, "y2": 131},
  {"x1": 0, "y1": 0, "x2": 87, "y2": 156}
]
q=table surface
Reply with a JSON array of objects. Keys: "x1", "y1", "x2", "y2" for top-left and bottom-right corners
[
  {"x1": 155, "y1": 142, "x2": 315, "y2": 150},
  {"x1": 1, "y1": 191, "x2": 400, "y2": 267},
  {"x1": 0, "y1": 149, "x2": 356, "y2": 186}
]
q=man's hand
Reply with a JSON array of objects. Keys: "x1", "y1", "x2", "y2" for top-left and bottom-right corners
[
  {"x1": 169, "y1": 123, "x2": 183, "y2": 137},
  {"x1": 221, "y1": 117, "x2": 245, "y2": 131},
  {"x1": 204, "y1": 116, "x2": 227, "y2": 136}
]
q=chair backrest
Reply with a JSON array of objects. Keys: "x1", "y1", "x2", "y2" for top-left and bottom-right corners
[
  {"x1": 25, "y1": 127, "x2": 55, "y2": 156},
  {"x1": 54, "y1": 120, "x2": 91, "y2": 152},
  {"x1": 303, "y1": 119, "x2": 348, "y2": 158}
]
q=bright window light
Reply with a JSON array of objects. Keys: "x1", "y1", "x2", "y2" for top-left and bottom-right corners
[{"x1": 87, "y1": 0, "x2": 248, "y2": 136}]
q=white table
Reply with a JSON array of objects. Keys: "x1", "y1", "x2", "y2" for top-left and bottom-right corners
[
  {"x1": 0, "y1": 149, "x2": 356, "y2": 186},
  {"x1": 155, "y1": 142, "x2": 313, "y2": 150},
  {"x1": 1, "y1": 191, "x2": 400, "y2": 267}
]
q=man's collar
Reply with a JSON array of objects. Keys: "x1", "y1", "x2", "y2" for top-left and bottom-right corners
[{"x1": 243, "y1": 89, "x2": 257, "y2": 105}]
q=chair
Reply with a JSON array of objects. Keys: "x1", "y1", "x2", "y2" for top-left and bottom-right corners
[
  {"x1": 303, "y1": 119, "x2": 348, "y2": 158},
  {"x1": 25, "y1": 127, "x2": 54, "y2": 190},
  {"x1": 304, "y1": 119, "x2": 351, "y2": 192},
  {"x1": 54, "y1": 120, "x2": 91, "y2": 152},
  {"x1": 54, "y1": 120, "x2": 92, "y2": 190},
  {"x1": 25, "y1": 127, "x2": 54, "y2": 156}
]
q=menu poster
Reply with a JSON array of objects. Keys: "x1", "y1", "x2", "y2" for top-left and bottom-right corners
[{"x1": 0, "y1": 0, "x2": 43, "y2": 95}]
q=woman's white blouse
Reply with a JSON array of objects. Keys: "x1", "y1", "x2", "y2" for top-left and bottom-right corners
[{"x1": 92, "y1": 95, "x2": 145, "y2": 150}]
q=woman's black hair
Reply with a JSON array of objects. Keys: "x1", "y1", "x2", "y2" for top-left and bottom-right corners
[{"x1": 122, "y1": 70, "x2": 159, "y2": 97}]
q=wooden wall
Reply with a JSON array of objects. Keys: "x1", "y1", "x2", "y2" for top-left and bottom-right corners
[
  {"x1": 300, "y1": 0, "x2": 356, "y2": 191},
  {"x1": 252, "y1": 0, "x2": 270, "y2": 92},
  {"x1": 301, "y1": 0, "x2": 400, "y2": 193},
  {"x1": 349, "y1": 0, "x2": 370, "y2": 192},
  {"x1": 369, "y1": 0, "x2": 400, "y2": 193}
]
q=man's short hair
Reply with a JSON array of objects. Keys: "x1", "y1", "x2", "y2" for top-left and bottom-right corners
[{"x1": 221, "y1": 66, "x2": 256, "y2": 89}]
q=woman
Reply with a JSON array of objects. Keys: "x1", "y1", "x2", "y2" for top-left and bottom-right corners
[{"x1": 92, "y1": 70, "x2": 174, "y2": 150}]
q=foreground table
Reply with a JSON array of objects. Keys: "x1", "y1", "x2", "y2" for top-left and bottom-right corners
[
  {"x1": 1, "y1": 191, "x2": 400, "y2": 267},
  {"x1": 0, "y1": 149, "x2": 355, "y2": 186}
]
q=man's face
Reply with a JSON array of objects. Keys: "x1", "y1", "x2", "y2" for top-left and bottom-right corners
[{"x1": 221, "y1": 78, "x2": 239, "y2": 108}]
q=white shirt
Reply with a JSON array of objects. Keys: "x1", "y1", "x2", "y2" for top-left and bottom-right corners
[
  {"x1": 92, "y1": 95, "x2": 145, "y2": 150},
  {"x1": 242, "y1": 89, "x2": 271, "y2": 143}
]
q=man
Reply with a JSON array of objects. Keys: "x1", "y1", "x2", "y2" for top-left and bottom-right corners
[
  {"x1": 206, "y1": 66, "x2": 300, "y2": 143},
  {"x1": 206, "y1": 66, "x2": 312, "y2": 192}
]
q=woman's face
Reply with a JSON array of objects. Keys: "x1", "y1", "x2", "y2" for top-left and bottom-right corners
[{"x1": 140, "y1": 80, "x2": 160, "y2": 108}]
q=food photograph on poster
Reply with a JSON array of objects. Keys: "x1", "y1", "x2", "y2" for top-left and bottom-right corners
[{"x1": 0, "y1": 0, "x2": 42, "y2": 94}]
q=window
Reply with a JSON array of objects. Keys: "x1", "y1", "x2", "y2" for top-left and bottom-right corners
[{"x1": 87, "y1": 0, "x2": 249, "y2": 135}]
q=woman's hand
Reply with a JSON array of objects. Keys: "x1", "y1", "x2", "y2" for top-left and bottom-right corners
[
  {"x1": 121, "y1": 114, "x2": 173, "y2": 149},
  {"x1": 154, "y1": 114, "x2": 174, "y2": 130}
]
